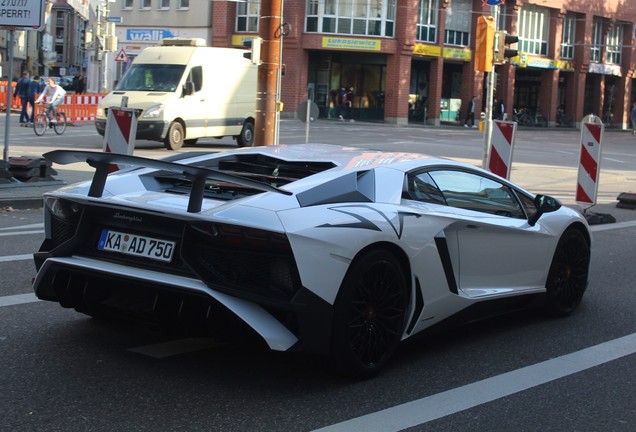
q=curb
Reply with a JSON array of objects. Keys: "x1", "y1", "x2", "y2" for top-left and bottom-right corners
[{"x1": 0, "y1": 196, "x2": 44, "y2": 210}]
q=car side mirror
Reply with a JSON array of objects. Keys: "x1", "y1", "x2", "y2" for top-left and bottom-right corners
[
  {"x1": 183, "y1": 81, "x2": 194, "y2": 96},
  {"x1": 528, "y1": 194, "x2": 561, "y2": 226}
]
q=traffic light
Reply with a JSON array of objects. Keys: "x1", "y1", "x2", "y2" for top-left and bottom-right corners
[
  {"x1": 281, "y1": 64, "x2": 286, "y2": 76},
  {"x1": 474, "y1": 16, "x2": 495, "y2": 72},
  {"x1": 496, "y1": 31, "x2": 519, "y2": 63},
  {"x1": 242, "y1": 37, "x2": 262, "y2": 65}
]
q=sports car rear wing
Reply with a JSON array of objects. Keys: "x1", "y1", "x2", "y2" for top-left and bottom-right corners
[{"x1": 43, "y1": 150, "x2": 292, "y2": 213}]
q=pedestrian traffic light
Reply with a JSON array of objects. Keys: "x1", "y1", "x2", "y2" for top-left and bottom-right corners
[
  {"x1": 242, "y1": 37, "x2": 262, "y2": 65},
  {"x1": 281, "y1": 64, "x2": 286, "y2": 76},
  {"x1": 496, "y1": 31, "x2": 519, "y2": 63},
  {"x1": 474, "y1": 16, "x2": 495, "y2": 72}
]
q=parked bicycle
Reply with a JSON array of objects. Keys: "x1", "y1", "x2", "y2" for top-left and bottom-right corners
[
  {"x1": 33, "y1": 104, "x2": 67, "y2": 136},
  {"x1": 512, "y1": 108, "x2": 535, "y2": 127}
]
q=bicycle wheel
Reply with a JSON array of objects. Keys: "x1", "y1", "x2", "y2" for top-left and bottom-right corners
[
  {"x1": 53, "y1": 112, "x2": 67, "y2": 135},
  {"x1": 519, "y1": 113, "x2": 534, "y2": 127},
  {"x1": 33, "y1": 114, "x2": 48, "y2": 136}
]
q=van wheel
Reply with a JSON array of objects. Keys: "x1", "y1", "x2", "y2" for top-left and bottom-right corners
[
  {"x1": 237, "y1": 121, "x2": 254, "y2": 147},
  {"x1": 164, "y1": 122, "x2": 184, "y2": 150}
]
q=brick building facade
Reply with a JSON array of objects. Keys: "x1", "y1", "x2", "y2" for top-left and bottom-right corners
[{"x1": 211, "y1": 0, "x2": 636, "y2": 129}]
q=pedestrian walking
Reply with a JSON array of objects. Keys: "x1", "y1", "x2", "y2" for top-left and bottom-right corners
[
  {"x1": 13, "y1": 71, "x2": 33, "y2": 124},
  {"x1": 631, "y1": 102, "x2": 636, "y2": 135},
  {"x1": 338, "y1": 87, "x2": 347, "y2": 121},
  {"x1": 346, "y1": 86, "x2": 355, "y2": 122},
  {"x1": 73, "y1": 74, "x2": 85, "y2": 94},
  {"x1": 24, "y1": 75, "x2": 41, "y2": 124},
  {"x1": 464, "y1": 96, "x2": 476, "y2": 128}
]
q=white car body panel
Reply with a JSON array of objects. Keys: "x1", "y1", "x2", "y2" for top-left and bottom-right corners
[{"x1": 32, "y1": 144, "x2": 591, "y2": 374}]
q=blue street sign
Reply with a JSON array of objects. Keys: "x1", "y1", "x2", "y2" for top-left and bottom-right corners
[{"x1": 107, "y1": 16, "x2": 123, "y2": 23}]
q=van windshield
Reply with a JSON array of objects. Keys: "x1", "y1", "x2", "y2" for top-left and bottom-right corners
[{"x1": 115, "y1": 64, "x2": 186, "y2": 92}]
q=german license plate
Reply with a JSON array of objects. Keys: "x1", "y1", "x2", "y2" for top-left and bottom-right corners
[{"x1": 97, "y1": 229, "x2": 175, "y2": 262}]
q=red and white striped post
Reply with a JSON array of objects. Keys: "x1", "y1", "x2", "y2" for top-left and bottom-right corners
[
  {"x1": 576, "y1": 115, "x2": 604, "y2": 206},
  {"x1": 488, "y1": 120, "x2": 517, "y2": 179},
  {"x1": 103, "y1": 104, "x2": 138, "y2": 172}
]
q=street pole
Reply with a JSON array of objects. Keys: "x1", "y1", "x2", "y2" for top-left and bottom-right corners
[
  {"x1": 254, "y1": 0, "x2": 282, "y2": 146},
  {"x1": 273, "y1": 0, "x2": 284, "y2": 146},
  {"x1": 3, "y1": 30, "x2": 14, "y2": 163},
  {"x1": 482, "y1": 5, "x2": 499, "y2": 169}
]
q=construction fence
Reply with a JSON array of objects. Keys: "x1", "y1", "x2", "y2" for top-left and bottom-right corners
[{"x1": 0, "y1": 81, "x2": 103, "y2": 124}]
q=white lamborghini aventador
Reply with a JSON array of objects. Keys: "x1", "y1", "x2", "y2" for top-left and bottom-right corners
[{"x1": 33, "y1": 144, "x2": 591, "y2": 376}]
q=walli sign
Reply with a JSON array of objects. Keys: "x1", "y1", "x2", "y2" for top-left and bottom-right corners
[{"x1": 126, "y1": 29, "x2": 175, "y2": 41}]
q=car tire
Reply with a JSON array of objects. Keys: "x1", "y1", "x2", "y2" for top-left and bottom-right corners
[
  {"x1": 329, "y1": 249, "x2": 408, "y2": 378},
  {"x1": 236, "y1": 121, "x2": 254, "y2": 147},
  {"x1": 544, "y1": 228, "x2": 590, "y2": 317},
  {"x1": 164, "y1": 122, "x2": 184, "y2": 150}
]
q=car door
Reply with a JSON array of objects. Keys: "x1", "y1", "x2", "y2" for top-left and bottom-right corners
[{"x1": 427, "y1": 169, "x2": 554, "y2": 298}]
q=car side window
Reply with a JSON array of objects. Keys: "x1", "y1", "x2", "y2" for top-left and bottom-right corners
[
  {"x1": 428, "y1": 170, "x2": 525, "y2": 218},
  {"x1": 404, "y1": 172, "x2": 446, "y2": 205}
]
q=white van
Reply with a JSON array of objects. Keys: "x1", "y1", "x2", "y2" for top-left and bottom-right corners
[{"x1": 95, "y1": 38, "x2": 257, "y2": 150}]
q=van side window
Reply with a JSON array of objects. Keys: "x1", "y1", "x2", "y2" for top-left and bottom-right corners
[{"x1": 190, "y1": 66, "x2": 203, "y2": 92}]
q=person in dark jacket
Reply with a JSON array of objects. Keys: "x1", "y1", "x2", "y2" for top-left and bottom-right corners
[
  {"x1": 13, "y1": 71, "x2": 33, "y2": 124},
  {"x1": 75, "y1": 75, "x2": 85, "y2": 94},
  {"x1": 24, "y1": 75, "x2": 43, "y2": 123}
]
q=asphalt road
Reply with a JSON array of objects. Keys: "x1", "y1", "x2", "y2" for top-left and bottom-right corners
[{"x1": 1, "y1": 117, "x2": 636, "y2": 431}]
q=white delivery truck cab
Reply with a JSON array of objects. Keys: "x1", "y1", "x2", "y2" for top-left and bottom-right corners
[{"x1": 95, "y1": 38, "x2": 257, "y2": 150}]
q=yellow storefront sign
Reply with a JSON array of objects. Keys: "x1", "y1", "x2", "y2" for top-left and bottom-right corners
[
  {"x1": 231, "y1": 34, "x2": 253, "y2": 47},
  {"x1": 413, "y1": 44, "x2": 471, "y2": 61},
  {"x1": 322, "y1": 37, "x2": 381, "y2": 51}
]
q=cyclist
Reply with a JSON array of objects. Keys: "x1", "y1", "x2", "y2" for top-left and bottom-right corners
[{"x1": 35, "y1": 77, "x2": 66, "y2": 124}]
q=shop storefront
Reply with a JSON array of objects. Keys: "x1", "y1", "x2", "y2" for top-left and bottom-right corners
[{"x1": 307, "y1": 50, "x2": 387, "y2": 121}]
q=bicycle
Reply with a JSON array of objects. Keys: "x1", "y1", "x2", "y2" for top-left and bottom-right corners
[
  {"x1": 33, "y1": 104, "x2": 67, "y2": 136},
  {"x1": 512, "y1": 108, "x2": 535, "y2": 127}
]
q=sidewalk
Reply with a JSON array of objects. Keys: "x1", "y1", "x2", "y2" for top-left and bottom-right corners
[
  {"x1": 0, "y1": 167, "x2": 91, "y2": 210},
  {"x1": 1, "y1": 157, "x2": 634, "y2": 224}
]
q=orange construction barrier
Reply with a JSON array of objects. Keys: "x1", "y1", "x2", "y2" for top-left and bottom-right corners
[
  {"x1": 0, "y1": 81, "x2": 22, "y2": 112},
  {"x1": 0, "y1": 81, "x2": 103, "y2": 123}
]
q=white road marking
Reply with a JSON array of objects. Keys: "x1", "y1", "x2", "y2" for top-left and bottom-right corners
[
  {"x1": 312, "y1": 332, "x2": 636, "y2": 432},
  {"x1": 0, "y1": 223, "x2": 44, "y2": 231},
  {"x1": 0, "y1": 254, "x2": 33, "y2": 263},
  {"x1": 128, "y1": 338, "x2": 222, "y2": 359},
  {"x1": 591, "y1": 220, "x2": 636, "y2": 232},
  {"x1": 604, "y1": 157, "x2": 624, "y2": 164},
  {"x1": 0, "y1": 293, "x2": 40, "y2": 307},
  {"x1": 0, "y1": 230, "x2": 44, "y2": 237}
]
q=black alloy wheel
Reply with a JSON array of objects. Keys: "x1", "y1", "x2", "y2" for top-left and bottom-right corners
[
  {"x1": 330, "y1": 249, "x2": 408, "y2": 377},
  {"x1": 544, "y1": 228, "x2": 590, "y2": 317}
]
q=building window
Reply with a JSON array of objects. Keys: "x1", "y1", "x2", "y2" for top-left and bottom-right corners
[
  {"x1": 122, "y1": 0, "x2": 133, "y2": 10},
  {"x1": 590, "y1": 19, "x2": 602, "y2": 63},
  {"x1": 159, "y1": 0, "x2": 169, "y2": 10},
  {"x1": 560, "y1": 13, "x2": 575, "y2": 59},
  {"x1": 177, "y1": 0, "x2": 189, "y2": 10},
  {"x1": 305, "y1": 0, "x2": 396, "y2": 38},
  {"x1": 497, "y1": 4, "x2": 506, "y2": 31},
  {"x1": 444, "y1": 0, "x2": 470, "y2": 47},
  {"x1": 518, "y1": 4, "x2": 549, "y2": 56},
  {"x1": 417, "y1": 0, "x2": 438, "y2": 43},
  {"x1": 606, "y1": 24, "x2": 623, "y2": 65},
  {"x1": 236, "y1": 0, "x2": 259, "y2": 32},
  {"x1": 140, "y1": 0, "x2": 151, "y2": 10}
]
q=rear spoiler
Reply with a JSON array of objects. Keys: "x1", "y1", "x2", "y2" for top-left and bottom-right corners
[{"x1": 43, "y1": 150, "x2": 292, "y2": 213}]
